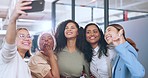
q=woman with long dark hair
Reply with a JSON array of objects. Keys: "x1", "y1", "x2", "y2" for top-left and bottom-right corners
[
  {"x1": 84, "y1": 23, "x2": 116, "y2": 78},
  {"x1": 55, "y1": 20, "x2": 90, "y2": 78}
]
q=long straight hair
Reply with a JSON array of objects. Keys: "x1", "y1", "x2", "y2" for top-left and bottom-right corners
[{"x1": 84, "y1": 23, "x2": 108, "y2": 59}]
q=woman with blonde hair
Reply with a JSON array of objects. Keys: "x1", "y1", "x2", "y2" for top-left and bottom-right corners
[{"x1": 0, "y1": 0, "x2": 33, "y2": 78}]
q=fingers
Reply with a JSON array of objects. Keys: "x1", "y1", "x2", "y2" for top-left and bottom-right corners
[
  {"x1": 19, "y1": 1, "x2": 32, "y2": 11},
  {"x1": 20, "y1": 1, "x2": 32, "y2": 7},
  {"x1": 112, "y1": 35, "x2": 120, "y2": 46},
  {"x1": 42, "y1": 44, "x2": 54, "y2": 56},
  {"x1": 43, "y1": 44, "x2": 52, "y2": 51},
  {"x1": 15, "y1": 0, "x2": 32, "y2": 15},
  {"x1": 18, "y1": 0, "x2": 31, "y2": 4}
]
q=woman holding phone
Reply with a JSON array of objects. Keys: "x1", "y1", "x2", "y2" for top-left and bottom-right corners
[{"x1": 0, "y1": 0, "x2": 32, "y2": 78}]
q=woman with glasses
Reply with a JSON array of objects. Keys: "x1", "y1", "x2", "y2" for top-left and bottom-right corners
[{"x1": 0, "y1": 0, "x2": 32, "y2": 78}]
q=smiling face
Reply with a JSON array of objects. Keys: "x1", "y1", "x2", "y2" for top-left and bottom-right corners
[
  {"x1": 86, "y1": 25, "x2": 100, "y2": 47},
  {"x1": 39, "y1": 33, "x2": 54, "y2": 51},
  {"x1": 16, "y1": 29, "x2": 32, "y2": 53},
  {"x1": 104, "y1": 26, "x2": 119, "y2": 44},
  {"x1": 64, "y1": 22, "x2": 78, "y2": 39}
]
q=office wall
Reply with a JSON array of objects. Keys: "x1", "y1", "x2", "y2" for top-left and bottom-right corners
[{"x1": 117, "y1": 17, "x2": 148, "y2": 78}]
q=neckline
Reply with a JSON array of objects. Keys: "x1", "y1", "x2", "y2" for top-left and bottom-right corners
[{"x1": 93, "y1": 46, "x2": 99, "y2": 56}]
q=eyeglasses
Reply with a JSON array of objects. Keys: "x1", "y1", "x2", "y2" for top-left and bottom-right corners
[{"x1": 18, "y1": 34, "x2": 32, "y2": 39}]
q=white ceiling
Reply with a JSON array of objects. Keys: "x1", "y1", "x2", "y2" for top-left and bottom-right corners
[{"x1": 0, "y1": 0, "x2": 148, "y2": 38}]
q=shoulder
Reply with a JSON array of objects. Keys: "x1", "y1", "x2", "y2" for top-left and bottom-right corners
[
  {"x1": 28, "y1": 52, "x2": 48, "y2": 66},
  {"x1": 107, "y1": 49, "x2": 117, "y2": 60},
  {"x1": 115, "y1": 41, "x2": 138, "y2": 57}
]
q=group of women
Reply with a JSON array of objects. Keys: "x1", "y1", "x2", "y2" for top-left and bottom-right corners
[{"x1": 0, "y1": 0, "x2": 145, "y2": 78}]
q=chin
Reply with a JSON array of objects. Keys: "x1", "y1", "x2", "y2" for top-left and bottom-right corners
[
  {"x1": 89, "y1": 41, "x2": 97, "y2": 44},
  {"x1": 23, "y1": 47, "x2": 31, "y2": 50},
  {"x1": 106, "y1": 40, "x2": 112, "y2": 44}
]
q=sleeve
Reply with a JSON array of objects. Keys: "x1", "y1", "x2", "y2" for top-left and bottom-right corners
[
  {"x1": 83, "y1": 59, "x2": 90, "y2": 78},
  {"x1": 0, "y1": 39, "x2": 17, "y2": 63},
  {"x1": 28, "y1": 55, "x2": 51, "y2": 78},
  {"x1": 115, "y1": 41, "x2": 145, "y2": 78}
]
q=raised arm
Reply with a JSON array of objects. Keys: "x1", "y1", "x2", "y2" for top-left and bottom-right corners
[
  {"x1": 1, "y1": 0, "x2": 32, "y2": 62},
  {"x1": 6, "y1": 0, "x2": 32, "y2": 44}
]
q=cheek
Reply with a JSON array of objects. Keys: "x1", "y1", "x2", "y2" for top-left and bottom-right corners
[
  {"x1": 64, "y1": 30, "x2": 66, "y2": 34},
  {"x1": 73, "y1": 29, "x2": 78, "y2": 35},
  {"x1": 96, "y1": 33, "x2": 100, "y2": 39},
  {"x1": 16, "y1": 39, "x2": 21, "y2": 45},
  {"x1": 85, "y1": 34, "x2": 90, "y2": 41},
  {"x1": 39, "y1": 41, "x2": 43, "y2": 47},
  {"x1": 111, "y1": 32, "x2": 118, "y2": 38},
  {"x1": 64, "y1": 31, "x2": 67, "y2": 37},
  {"x1": 76, "y1": 30, "x2": 78, "y2": 35},
  {"x1": 30, "y1": 40, "x2": 32, "y2": 45}
]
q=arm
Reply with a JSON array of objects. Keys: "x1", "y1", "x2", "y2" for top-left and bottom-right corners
[
  {"x1": 6, "y1": 0, "x2": 32, "y2": 44},
  {"x1": 115, "y1": 42, "x2": 145, "y2": 77},
  {"x1": 45, "y1": 53, "x2": 60, "y2": 78},
  {"x1": 1, "y1": 0, "x2": 32, "y2": 62},
  {"x1": 43, "y1": 45, "x2": 60, "y2": 78},
  {"x1": 83, "y1": 59, "x2": 90, "y2": 78}
]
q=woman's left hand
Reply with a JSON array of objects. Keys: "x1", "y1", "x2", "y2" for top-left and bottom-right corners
[{"x1": 112, "y1": 29, "x2": 126, "y2": 46}]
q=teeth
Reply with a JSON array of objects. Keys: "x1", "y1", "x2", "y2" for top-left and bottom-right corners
[
  {"x1": 106, "y1": 35, "x2": 111, "y2": 41},
  {"x1": 67, "y1": 32, "x2": 72, "y2": 35},
  {"x1": 23, "y1": 42, "x2": 30, "y2": 46},
  {"x1": 90, "y1": 37, "x2": 95, "y2": 39}
]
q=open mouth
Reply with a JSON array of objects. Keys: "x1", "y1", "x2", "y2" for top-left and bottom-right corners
[
  {"x1": 66, "y1": 32, "x2": 73, "y2": 35},
  {"x1": 106, "y1": 35, "x2": 112, "y2": 41},
  {"x1": 89, "y1": 36, "x2": 96, "y2": 40},
  {"x1": 23, "y1": 42, "x2": 30, "y2": 46}
]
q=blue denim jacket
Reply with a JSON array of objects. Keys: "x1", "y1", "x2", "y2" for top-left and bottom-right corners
[{"x1": 112, "y1": 41, "x2": 145, "y2": 78}]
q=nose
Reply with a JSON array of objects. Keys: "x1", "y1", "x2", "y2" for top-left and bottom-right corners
[
  {"x1": 66, "y1": 28, "x2": 72, "y2": 31},
  {"x1": 44, "y1": 39, "x2": 48, "y2": 42},
  {"x1": 24, "y1": 37, "x2": 31, "y2": 40},
  {"x1": 90, "y1": 32, "x2": 94, "y2": 36}
]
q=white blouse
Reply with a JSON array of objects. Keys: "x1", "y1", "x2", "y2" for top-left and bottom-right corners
[
  {"x1": 0, "y1": 41, "x2": 32, "y2": 78},
  {"x1": 90, "y1": 46, "x2": 116, "y2": 78}
]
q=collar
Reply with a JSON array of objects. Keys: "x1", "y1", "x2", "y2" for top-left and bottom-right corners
[{"x1": 93, "y1": 46, "x2": 99, "y2": 54}]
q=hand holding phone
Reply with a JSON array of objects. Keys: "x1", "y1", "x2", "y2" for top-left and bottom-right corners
[{"x1": 24, "y1": 0, "x2": 45, "y2": 13}]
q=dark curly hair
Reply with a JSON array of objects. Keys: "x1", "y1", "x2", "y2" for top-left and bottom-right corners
[{"x1": 54, "y1": 20, "x2": 91, "y2": 62}]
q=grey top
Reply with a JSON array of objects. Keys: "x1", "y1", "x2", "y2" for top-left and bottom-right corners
[{"x1": 56, "y1": 47, "x2": 90, "y2": 78}]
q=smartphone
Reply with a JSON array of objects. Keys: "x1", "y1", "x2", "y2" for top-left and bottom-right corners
[{"x1": 24, "y1": 0, "x2": 45, "y2": 13}]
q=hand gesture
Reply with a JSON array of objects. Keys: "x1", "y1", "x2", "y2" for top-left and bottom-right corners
[
  {"x1": 112, "y1": 29, "x2": 126, "y2": 46},
  {"x1": 42, "y1": 42, "x2": 54, "y2": 57},
  {"x1": 11, "y1": 0, "x2": 32, "y2": 20}
]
